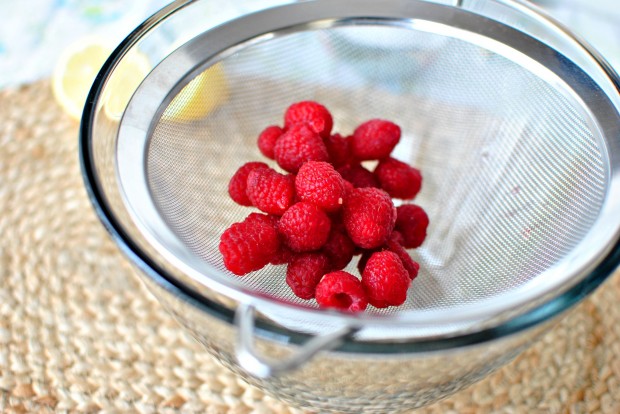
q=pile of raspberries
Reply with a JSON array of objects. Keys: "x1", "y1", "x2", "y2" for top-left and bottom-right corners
[{"x1": 219, "y1": 101, "x2": 429, "y2": 313}]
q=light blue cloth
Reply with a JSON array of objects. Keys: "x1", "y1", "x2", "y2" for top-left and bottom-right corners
[
  {"x1": 0, "y1": 0, "x2": 618, "y2": 89},
  {"x1": 0, "y1": 0, "x2": 169, "y2": 88}
]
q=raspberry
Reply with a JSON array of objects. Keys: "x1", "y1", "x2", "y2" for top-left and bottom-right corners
[
  {"x1": 286, "y1": 253, "x2": 331, "y2": 299},
  {"x1": 246, "y1": 167, "x2": 296, "y2": 215},
  {"x1": 357, "y1": 250, "x2": 374, "y2": 275},
  {"x1": 219, "y1": 213, "x2": 280, "y2": 276},
  {"x1": 342, "y1": 179, "x2": 355, "y2": 196},
  {"x1": 295, "y1": 161, "x2": 346, "y2": 212},
  {"x1": 274, "y1": 123, "x2": 329, "y2": 173},
  {"x1": 278, "y1": 202, "x2": 331, "y2": 252},
  {"x1": 259, "y1": 216, "x2": 294, "y2": 265},
  {"x1": 351, "y1": 119, "x2": 401, "y2": 160},
  {"x1": 323, "y1": 133, "x2": 352, "y2": 168},
  {"x1": 374, "y1": 157, "x2": 422, "y2": 199},
  {"x1": 391, "y1": 230, "x2": 405, "y2": 246},
  {"x1": 337, "y1": 164, "x2": 380, "y2": 189},
  {"x1": 355, "y1": 234, "x2": 418, "y2": 279},
  {"x1": 284, "y1": 101, "x2": 333, "y2": 138},
  {"x1": 271, "y1": 244, "x2": 295, "y2": 265},
  {"x1": 315, "y1": 271, "x2": 368, "y2": 312},
  {"x1": 395, "y1": 204, "x2": 429, "y2": 249},
  {"x1": 228, "y1": 162, "x2": 269, "y2": 206},
  {"x1": 361, "y1": 251, "x2": 410, "y2": 308},
  {"x1": 343, "y1": 187, "x2": 396, "y2": 249},
  {"x1": 386, "y1": 234, "x2": 420, "y2": 280},
  {"x1": 245, "y1": 211, "x2": 279, "y2": 228},
  {"x1": 322, "y1": 224, "x2": 356, "y2": 271},
  {"x1": 257, "y1": 125, "x2": 283, "y2": 159}
]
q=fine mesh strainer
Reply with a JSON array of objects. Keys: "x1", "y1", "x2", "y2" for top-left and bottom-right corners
[{"x1": 81, "y1": 0, "x2": 620, "y2": 412}]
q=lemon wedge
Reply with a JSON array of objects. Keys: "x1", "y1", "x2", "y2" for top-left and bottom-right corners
[
  {"x1": 52, "y1": 37, "x2": 152, "y2": 121},
  {"x1": 102, "y1": 50, "x2": 151, "y2": 120},
  {"x1": 52, "y1": 39, "x2": 113, "y2": 121},
  {"x1": 163, "y1": 63, "x2": 230, "y2": 121},
  {"x1": 53, "y1": 36, "x2": 228, "y2": 122}
]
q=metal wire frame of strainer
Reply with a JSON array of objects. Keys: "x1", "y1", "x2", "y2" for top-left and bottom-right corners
[{"x1": 83, "y1": 0, "x2": 620, "y2": 375}]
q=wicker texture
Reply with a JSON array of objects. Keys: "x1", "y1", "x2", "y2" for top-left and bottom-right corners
[{"x1": 0, "y1": 81, "x2": 619, "y2": 413}]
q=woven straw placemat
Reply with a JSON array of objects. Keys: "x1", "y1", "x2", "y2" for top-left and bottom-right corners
[{"x1": 1, "y1": 81, "x2": 619, "y2": 414}]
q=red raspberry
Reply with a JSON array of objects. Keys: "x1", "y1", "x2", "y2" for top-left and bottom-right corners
[
  {"x1": 228, "y1": 162, "x2": 269, "y2": 206},
  {"x1": 323, "y1": 133, "x2": 352, "y2": 168},
  {"x1": 286, "y1": 253, "x2": 331, "y2": 299},
  {"x1": 244, "y1": 212, "x2": 279, "y2": 228},
  {"x1": 351, "y1": 119, "x2": 401, "y2": 160},
  {"x1": 391, "y1": 230, "x2": 405, "y2": 246},
  {"x1": 295, "y1": 161, "x2": 346, "y2": 212},
  {"x1": 337, "y1": 164, "x2": 380, "y2": 189},
  {"x1": 315, "y1": 271, "x2": 368, "y2": 312},
  {"x1": 342, "y1": 179, "x2": 355, "y2": 196},
  {"x1": 257, "y1": 125, "x2": 283, "y2": 159},
  {"x1": 362, "y1": 251, "x2": 410, "y2": 308},
  {"x1": 395, "y1": 204, "x2": 429, "y2": 249},
  {"x1": 219, "y1": 213, "x2": 280, "y2": 276},
  {"x1": 374, "y1": 157, "x2": 422, "y2": 199},
  {"x1": 284, "y1": 101, "x2": 333, "y2": 138},
  {"x1": 278, "y1": 202, "x2": 331, "y2": 252},
  {"x1": 256, "y1": 215, "x2": 293, "y2": 265},
  {"x1": 322, "y1": 224, "x2": 356, "y2": 271},
  {"x1": 274, "y1": 123, "x2": 329, "y2": 173},
  {"x1": 386, "y1": 234, "x2": 420, "y2": 280},
  {"x1": 246, "y1": 167, "x2": 295, "y2": 215},
  {"x1": 343, "y1": 187, "x2": 396, "y2": 249},
  {"x1": 357, "y1": 250, "x2": 374, "y2": 275},
  {"x1": 270, "y1": 244, "x2": 295, "y2": 265},
  {"x1": 356, "y1": 233, "x2": 419, "y2": 280}
]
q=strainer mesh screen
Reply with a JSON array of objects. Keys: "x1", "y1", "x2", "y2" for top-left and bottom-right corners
[{"x1": 146, "y1": 25, "x2": 606, "y2": 315}]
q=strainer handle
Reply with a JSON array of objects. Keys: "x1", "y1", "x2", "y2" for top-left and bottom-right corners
[{"x1": 234, "y1": 303, "x2": 356, "y2": 378}]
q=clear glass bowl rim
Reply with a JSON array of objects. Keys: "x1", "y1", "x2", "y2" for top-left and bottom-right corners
[{"x1": 79, "y1": 0, "x2": 620, "y2": 353}]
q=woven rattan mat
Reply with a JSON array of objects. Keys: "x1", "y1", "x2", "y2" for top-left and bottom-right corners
[{"x1": 1, "y1": 81, "x2": 620, "y2": 414}]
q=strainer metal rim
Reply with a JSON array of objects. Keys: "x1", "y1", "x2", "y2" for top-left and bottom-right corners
[
  {"x1": 80, "y1": 0, "x2": 620, "y2": 351},
  {"x1": 118, "y1": 0, "x2": 620, "y2": 324}
]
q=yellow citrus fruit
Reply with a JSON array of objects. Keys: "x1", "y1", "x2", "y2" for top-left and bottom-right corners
[
  {"x1": 101, "y1": 50, "x2": 152, "y2": 120},
  {"x1": 52, "y1": 37, "x2": 152, "y2": 121},
  {"x1": 163, "y1": 63, "x2": 230, "y2": 121},
  {"x1": 52, "y1": 39, "x2": 113, "y2": 121},
  {"x1": 53, "y1": 36, "x2": 228, "y2": 122}
]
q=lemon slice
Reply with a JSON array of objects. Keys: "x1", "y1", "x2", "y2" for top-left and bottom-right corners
[
  {"x1": 102, "y1": 50, "x2": 151, "y2": 119},
  {"x1": 53, "y1": 36, "x2": 228, "y2": 122},
  {"x1": 163, "y1": 63, "x2": 230, "y2": 121},
  {"x1": 52, "y1": 39, "x2": 113, "y2": 121}
]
